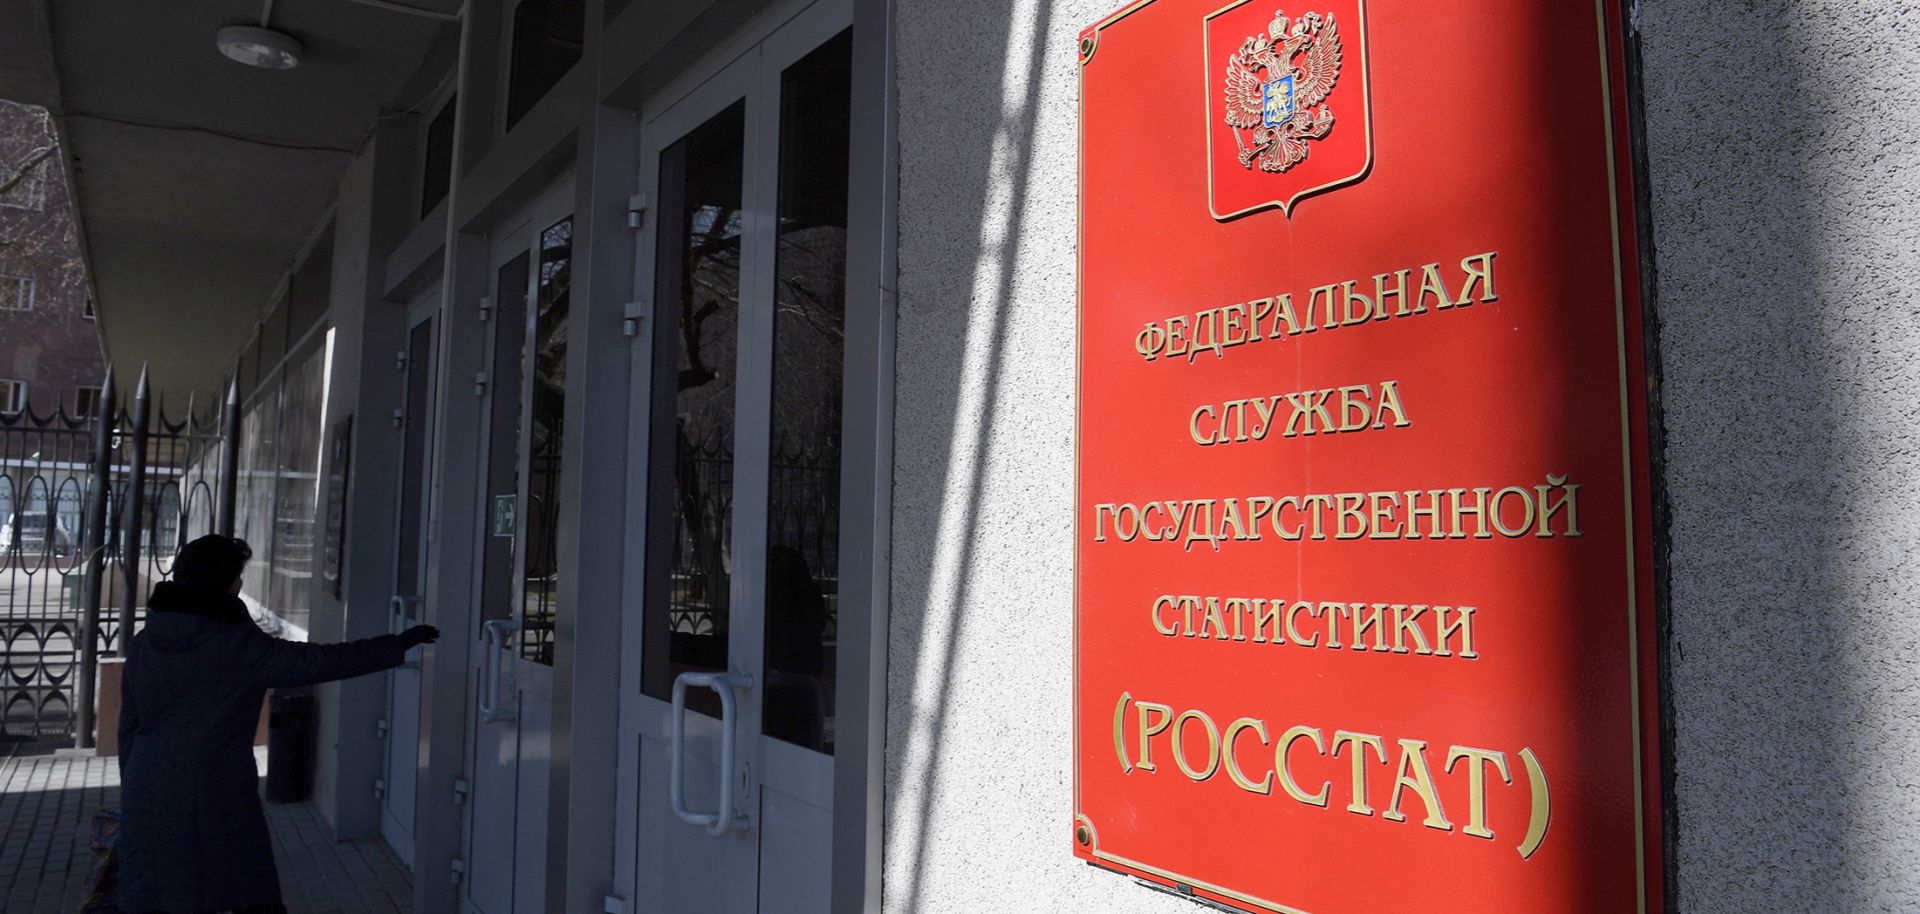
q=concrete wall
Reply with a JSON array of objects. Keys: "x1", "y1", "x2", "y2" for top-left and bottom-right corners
[
  {"x1": 309, "y1": 145, "x2": 376, "y2": 838},
  {"x1": 1639, "y1": 2, "x2": 1920, "y2": 911},
  {"x1": 886, "y1": 0, "x2": 1191, "y2": 910},
  {"x1": 309, "y1": 118, "x2": 420, "y2": 842}
]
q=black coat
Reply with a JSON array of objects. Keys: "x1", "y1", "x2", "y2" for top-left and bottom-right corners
[{"x1": 117, "y1": 583, "x2": 411, "y2": 913}]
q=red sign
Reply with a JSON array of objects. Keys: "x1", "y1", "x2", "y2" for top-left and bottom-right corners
[{"x1": 1073, "y1": 2, "x2": 1663, "y2": 912}]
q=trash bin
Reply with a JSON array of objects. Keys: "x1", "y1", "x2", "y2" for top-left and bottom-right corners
[{"x1": 264, "y1": 687, "x2": 315, "y2": 804}]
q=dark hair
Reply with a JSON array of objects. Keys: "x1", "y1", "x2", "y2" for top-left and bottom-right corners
[{"x1": 172, "y1": 535, "x2": 254, "y2": 593}]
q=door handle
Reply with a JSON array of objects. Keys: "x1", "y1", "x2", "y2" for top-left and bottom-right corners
[
  {"x1": 391, "y1": 597, "x2": 421, "y2": 667},
  {"x1": 670, "y1": 671, "x2": 753, "y2": 837},
  {"x1": 390, "y1": 594, "x2": 419, "y2": 622},
  {"x1": 480, "y1": 618, "x2": 519, "y2": 723}
]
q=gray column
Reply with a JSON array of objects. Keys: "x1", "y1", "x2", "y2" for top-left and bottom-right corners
[
  {"x1": 413, "y1": 1, "x2": 501, "y2": 908},
  {"x1": 546, "y1": 33, "x2": 640, "y2": 905},
  {"x1": 832, "y1": 2, "x2": 898, "y2": 910},
  {"x1": 319, "y1": 114, "x2": 424, "y2": 840}
]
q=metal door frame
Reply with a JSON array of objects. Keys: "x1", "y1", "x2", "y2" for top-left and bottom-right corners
[
  {"x1": 459, "y1": 177, "x2": 574, "y2": 914},
  {"x1": 382, "y1": 284, "x2": 443, "y2": 868},
  {"x1": 613, "y1": 0, "x2": 858, "y2": 906}
]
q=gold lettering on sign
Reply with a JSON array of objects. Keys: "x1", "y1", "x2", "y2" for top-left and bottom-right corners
[
  {"x1": 1331, "y1": 731, "x2": 1388, "y2": 816},
  {"x1": 1278, "y1": 725, "x2": 1330, "y2": 807},
  {"x1": 1135, "y1": 700, "x2": 1173, "y2": 773},
  {"x1": 1445, "y1": 746, "x2": 1510, "y2": 840},
  {"x1": 1383, "y1": 739, "x2": 1452, "y2": 831},
  {"x1": 1090, "y1": 475, "x2": 1582, "y2": 549},
  {"x1": 1223, "y1": 718, "x2": 1274, "y2": 795},
  {"x1": 1131, "y1": 251, "x2": 1502, "y2": 363},
  {"x1": 1144, "y1": 593, "x2": 1480, "y2": 660},
  {"x1": 1171, "y1": 710, "x2": 1222, "y2": 781},
  {"x1": 1190, "y1": 380, "x2": 1413, "y2": 447},
  {"x1": 1518, "y1": 748, "x2": 1551, "y2": 859},
  {"x1": 1110, "y1": 694, "x2": 1554, "y2": 857}
]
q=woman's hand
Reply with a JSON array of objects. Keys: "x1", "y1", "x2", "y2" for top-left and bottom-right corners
[{"x1": 399, "y1": 625, "x2": 441, "y2": 649}]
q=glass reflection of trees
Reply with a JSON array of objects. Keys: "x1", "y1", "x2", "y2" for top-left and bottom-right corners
[
  {"x1": 761, "y1": 29, "x2": 851, "y2": 754},
  {"x1": 641, "y1": 35, "x2": 854, "y2": 741},
  {"x1": 642, "y1": 102, "x2": 743, "y2": 701},
  {"x1": 521, "y1": 217, "x2": 571, "y2": 665},
  {"x1": 672, "y1": 201, "x2": 741, "y2": 642}
]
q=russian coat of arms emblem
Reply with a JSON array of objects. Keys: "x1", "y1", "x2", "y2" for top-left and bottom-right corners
[
  {"x1": 1202, "y1": 0, "x2": 1368, "y2": 219},
  {"x1": 1223, "y1": 10, "x2": 1342, "y2": 173}
]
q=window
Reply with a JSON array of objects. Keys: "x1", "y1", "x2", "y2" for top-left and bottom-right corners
[
  {"x1": 83, "y1": 298, "x2": 94, "y2": 320},
  {"x1": 420, "y1": 93, "x2": 457, "y2": 218},
  {"x1": 73, "y1": 386, "x2": 101, "y2": 418},
  {"x1": 504, "y1": 0, "x2": 584, "y2": 129},
  {"x1": 0, "y1": 380, "x2": 25, "y2": 414},
  {"x1": 520, "y1": 216, "x2": 571, "y2": 665},
  {"x1": 0, "y1": 275, "x2": 34, "y2": 312},
  {"x1": 0, "y1": 160, "x2": 46, "y2": 211}
]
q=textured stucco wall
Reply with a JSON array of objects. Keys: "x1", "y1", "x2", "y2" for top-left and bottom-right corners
[
  {"x1": 1639, "y1": 2, "x2": 1920, "y2": 911},
  {"x1": 886, "y1": 1, "x2": 1192, "y2": 911}
]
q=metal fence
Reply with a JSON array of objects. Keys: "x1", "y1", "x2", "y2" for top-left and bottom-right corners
[
  {"x1": 0, "y1": 371, "x2": 234, "y2": 742},
  {"x1": 666, "y1": 440, "x2": 840, "y2": 641}
]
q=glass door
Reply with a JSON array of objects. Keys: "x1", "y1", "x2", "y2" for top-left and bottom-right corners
[
  {"x1": 620, "y1": 5, "x2": 852, "y2": 911},
  {"x1": 463, "y1": 183, "x2": 573, "y2": 914},
  {"x1": 382, "y1": 289, "x2": 439, "y2": 868}
]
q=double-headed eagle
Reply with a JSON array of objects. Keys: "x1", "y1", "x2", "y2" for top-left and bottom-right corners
[{"x1": 1224, "y1": 10, "x2": 1343, "y2": 173}]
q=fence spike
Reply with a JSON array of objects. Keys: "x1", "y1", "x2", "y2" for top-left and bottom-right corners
[{"x1": 99, "y1": 363, "x2": 117, "y2": 421}]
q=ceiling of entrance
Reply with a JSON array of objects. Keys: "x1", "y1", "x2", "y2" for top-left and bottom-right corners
[{"x1": 0, "y1": 0, "x2": 459, "y2": 401}]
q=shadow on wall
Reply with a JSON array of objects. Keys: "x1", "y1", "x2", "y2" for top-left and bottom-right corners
[
  {"x1": 1642, "y1": 2, "x2": 1920, "y2": 912},
  {"x1": 883, "y1": 0, "x2": 1066, "y2": 911}
]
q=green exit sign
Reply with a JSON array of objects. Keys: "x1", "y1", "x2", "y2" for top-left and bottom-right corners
[{"x1": 491, "y1": 494, "x2": 516, "y2": 538}]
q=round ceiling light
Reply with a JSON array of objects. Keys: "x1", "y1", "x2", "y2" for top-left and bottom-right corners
[{"x1": 216, "y1": 25, "x2": 304, "y2": 70}]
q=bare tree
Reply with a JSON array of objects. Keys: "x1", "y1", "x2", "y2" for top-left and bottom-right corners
[
  {"x1": 0, "y1": 98, "x2": 101, "y2": 422},
  {"x1": 0, "y1": 100, "x2": 69, "y2": 254}
]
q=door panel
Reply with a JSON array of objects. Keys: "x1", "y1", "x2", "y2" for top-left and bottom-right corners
[
  {"x1": 479, "y1": 253, "x2": 530, "y2": 628},
  {"x1": 746, "y1": 17, "x2": 850, "y2": 913},
  {"x1": 466, "y1": 679, "x2": 518, "y2": 914},
  {"x1": 759, "y1": 26, "x2": 850, "y2": 761},
  {"x1": 758, "y1": 787, "x2": 832, "y2": 914},
  {"x1": 464, "y1": 189, "x2": 571, "y2": 914},
  {"x1": 520, "y1": 216, "x2": 572, "y2": 665},
  {"x1": 635, "y1": 734, "x2": 758, "y2": 913},
  {"x1": 464, "y1": 666, "x2": 552, "y2": 914},
  {"x1": 638, "y1": 97, "x2": 749, "y2": 707},
  {"x1": 510, "y1": 667, "x2": 551, "y2": 913},
  {"x1": 466, "y1": 243, "x2": 533, "y2": 914},
  {"x1": 384, "y1": 304, "x2": 438, "y2": 868},
  {"x1": 619, "y1": 4, "x2": 854, "y2": 911},
  {"x1": 628, "y1": 54, "x2": 762, "y2": 912},
  {"x1": 382, "y1": 651, "x2": 420, "y2": 866}
]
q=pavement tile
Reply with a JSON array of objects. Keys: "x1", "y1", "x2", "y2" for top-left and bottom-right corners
[{"x1": 1, "y1": 752, "x2": 413, "y2": 913}]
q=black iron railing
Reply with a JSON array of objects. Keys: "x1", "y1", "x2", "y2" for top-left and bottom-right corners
[{"x1": 0, "y1": 369, "x2": 234, "y2": 742}]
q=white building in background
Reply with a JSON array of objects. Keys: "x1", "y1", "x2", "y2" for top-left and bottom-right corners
[{"x1": 1, "y1": 0, "x2": 1916, "y2": 912}]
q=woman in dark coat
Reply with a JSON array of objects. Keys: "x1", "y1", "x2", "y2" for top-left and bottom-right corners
[{"x1": 116, "y1": 534, "x2": 437, "y2": 914}]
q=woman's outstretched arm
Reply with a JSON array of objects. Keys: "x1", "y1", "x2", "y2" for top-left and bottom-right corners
[{"x1": 245, "y1": 624, "x2": 439, "y2": 689}]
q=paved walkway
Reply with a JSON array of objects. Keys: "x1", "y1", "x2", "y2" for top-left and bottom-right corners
[{"x1": 0, "y1": 747, "x2": 411, "y2": 913}]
